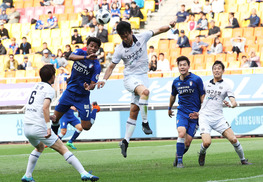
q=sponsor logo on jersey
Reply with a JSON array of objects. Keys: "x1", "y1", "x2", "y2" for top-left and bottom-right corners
[
  {"x1": 84, "y1": 104, "x2": 90, "y2": 109},
  {"x1": 89, "y1": 63, "x2": 94, "y2": 69},
  {"x1": 136, "y1": 42, "x2": 141, "y2": 46}
]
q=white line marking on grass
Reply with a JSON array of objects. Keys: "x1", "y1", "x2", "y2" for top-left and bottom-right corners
[{"x1": 207, "y1": 174, "x2": 263, "y2": 182}]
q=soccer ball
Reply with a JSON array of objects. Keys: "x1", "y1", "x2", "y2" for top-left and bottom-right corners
[{"x1": 96, "y1": 9, "x2": 111, "y2": 25}]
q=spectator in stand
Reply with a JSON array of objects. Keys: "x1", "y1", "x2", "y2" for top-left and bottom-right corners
[
  {"x1": 86, "y1": 24, "x2": 97, "y2": 39},
  {"x1": 82, "y1": 39, "x2": 87, "y2": 51},
  {"x1": 49, "y1": 0, "x2": 64, "y2": 6},
  {"x1": 191, "y1": 35, "x2": 209, "y2": 55},
  {"x1": 89, "y1": 17, "x2": 99, "y2": 32},
  {"x1": 31, "y1": 18, "x2": 44, "y2": 30},
  {"x1": 244, "y1": 8, "x2": 260, "y2": 27},
  {"x1": 188, "y1": 14, "x2": 197, "y2": 31},
  {"x1": 57, "y1": 49, "x2": 68, "y2": 68},
  {"x1": 71, "y1": 29, "x2": 83, "y2": 45},
  {"x1": 157, "y1": 53, "x2": 170, "y2": 71},
  {"x1": 5, "y1": 54, "x2": 18, "y2": 71},
  {"x1": 0, "y1": 10, "x2": 8, "y2": 24},
  {"x1": 203, "y1": 0, "x2": 212, "y2": 14},
  {"x1": 230, "y1": 37, "x2": 246, "y2": 54},
  {"x1": 96, "y1": 46, "x2": 105, "y2": 68},
  {"x1": 80, "y1": 9, "x2": 92, "y2": 28},
  {"x1": 96, "y1": 24, "x2": 108, "y2": 43},
  {"x1": 111, "y1": 3, "x2": 121, "y2": 26},
  {"x1": 176, "y1": 30, "x2": 191, "y2": 48},
  {"x1": 0, "y1": 0, "x2": 13, "y2": 11},
  {"x1": 41, "y1": 49, "x2": 51, "y2": 64},
  {"x1": 7, "y1": 37, "x2": 19, "y2": 55},
  {"x1": 196, "y1": 13, "x2": 208, "y2": 30},
  {"x1": 50, "y1": 54, "x2": 59, "y2": 69},
  {"x1": 207, "y1": 20, "x2": 220, "y2": 38},
  {"x1": 123, "y1": 3, "x2": 131, "y2": 20},
  {"x1": 18, "y1": 55, "x2": 32, "y2": 70},
  {"x1": 36, "y1": 42, "x2": 52, "y2": 55},
  {"x1": 111, "y1": 21, "x2": 119, "y2": 35},
  {"x1": 211, "y1": 0, "x2": 224, "y2": 13},
  {"x1": 149, "y1": 55, "x2": 157, "y2": 71},
  {"x1": 134, "y1": 0, "x2": 144, "y2": 9},
  {"x1": 93, "y1": 0, "x2": 100, "y2": 12},
  {"x1": 167, "y1": 26, "x2": 179, "y2": 40},
  {"x1": 19, "y1": 37, "x2": 32, "y2": 55},
  {"x1": 0, "y1": 40, "x2": 6, "y2": 55},
  {"x1": 0, "y1": 22, "x2": 9, "y2": 40},
  {"x1": 40, "y1": 0, "x2": 51, "y2": 6},
  {"x1": 8, "y1": 6, "x2": 20, "y2": 24},
  {"x1": 63, "y1": 44, "x2": 72, "y2": 60},
  {"x1": 248, "y1": 50, "x2": 260, "y2": 67},
  {"x1": 130, "y1": 1, "x2": 144, "y2": 19},
  {"x1": 207, "y1": 37, "x2": 223, "y2": 54},
  {"x1": 175, "y1": 4, "x2": 189, "y2": 23},
  {"x1": 45, "y1": 11, "x2": 58, "y2": 29},
  {"x1": 111, "y1": 0, "x2": 122, "y2": 9},
  {"x1": 225, "y1": 12, "x2": 239, "y2": 29},
  {"x1": 100, "y1": 0, "x2": 110, "y2": 11},
  {"x1": 148, "y1": 45, "x2": 157, "y2": 61},
  {"x1": 191, "y1": 0, "x2": 202, "y2": 14},
  {"x1": 241, "y1": 55, "x2": 258, "y2": 68}
]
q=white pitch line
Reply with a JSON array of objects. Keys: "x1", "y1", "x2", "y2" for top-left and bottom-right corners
[{"x1": 207, "y1": 174, "x2": 263, "y2": 182}]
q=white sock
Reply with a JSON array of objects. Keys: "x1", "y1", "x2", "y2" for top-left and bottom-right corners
[
  {"x1": 58, "y1": 133, "x2": 64, "y2": 139},
  {"x1": 232, "y1": 140, "x2": 245, "y2": 160},
  {"x1": 200, "y1": 143, "x2": 207, "y2": 154},
  {"x1": 25, "y1": 150, "x2": 41, "y2": 178},
  {"x1": 63, "y1": 151, "x2": 87, "y2": 175},
  {"x1": 124, "y1": 118, "x2": 136, "y2": 143},
  {"x1": 139, "y1": 99, "x2": 148, "y2": 123}
]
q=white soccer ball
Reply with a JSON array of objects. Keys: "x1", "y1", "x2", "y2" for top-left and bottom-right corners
[{"x1": 96, "y1": 9, "x2": 111, "y2": 25}]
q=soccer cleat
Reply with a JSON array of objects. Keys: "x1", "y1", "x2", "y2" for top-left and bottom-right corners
[
  {"x1": 173, "y1": 155, "x2": 178, "y2": 167},
  {"x1": 67, "y1": 141, "x2": 77, "y2": 149},
  {"x1": 142, "y1": 122, "x2": 153, "y2": 135},
  {"x1": 21, "y1": 175, "x2": 35, "y2": 182},
  {"x1": 119, "y1": 139, "x2": 129, "y2": 158},
  {"x1": 81, "y1": 172, "x2": 99, "y2": 181},
  {"x1": 199, "y1": 152, "x2": 206, "y2": 166},
  {"x1": 92, "y1": 102, "x2": 100, "y2": 112},
  {"x1": 241, "y1": 159, "x2": 252, "y2": 165},
  {"x1": 177, "y1": 162, "x2": 184, "y2": 168}
]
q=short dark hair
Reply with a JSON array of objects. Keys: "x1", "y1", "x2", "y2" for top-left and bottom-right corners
[
  {"x1": 190, "y1": 13, "x2": 195, "y2": 17},
  {"x1": 176, "y1": 56, "x2": 190, "y2": 66},
  {"x1": 181, "y1": 4, "x2": 185, "y2": 7},
  {"x1": 212, "y1": 60, "x2": 225, "y2": 70},
  {"x1": 48, "y1": 11, "x2": 52, "y2": 14},
  {"x1": 87, "y1": 37, "x2": 101, "y2": 47},
  {"x1": 22, "y1": 37, "x2": 27, "y2": 39},
  {"x1": 31, "y1": 18, "x2": 37, "y2": 24},
  {"x1": 74, "y1": 29, "x2": 78, "y2": 32},
  {"x1": 75, "y1": 45, "x2": 80, "y2": 48},
  {"x1": 230, "y1": 12, "x2": 234, "y2": 16},
  {"x1": 43, "y1": 42, "x2": 47, "y2": 45},
  {"x1": 117, "y1": 21, "x2": 132, "y2": 36},
  {"x1": 40, "y1": 64, "x2": 56, "y2": 83},
  {"x1": 242, "y1": 55, "x2": 247, "y2": 59},
  {"x1": 131, "y1": 1, "x2": 136, "y2": 4},
  {"x1": 149, "y1": 45, "x2": 154, "y2": 49},
  {"x1": 159, "y1": 53, "x2": 164, "y2": 56}
]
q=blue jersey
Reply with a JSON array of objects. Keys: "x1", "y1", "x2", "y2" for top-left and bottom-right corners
[
  {"x1": 35, "y1": 20, "x2": 44, "y2": 29},
  {"x1": 171, "y1": 72, "x2": 205, "y2": 116},
  {"x1": 66, "y1": 49, "x2": 101, "y2": 95},
  {"x1": 60, "y1": 109, "x2": 80, "y2": 129}
]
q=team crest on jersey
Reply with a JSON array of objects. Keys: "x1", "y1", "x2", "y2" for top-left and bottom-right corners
[
  {"x1": 178, "y1": 83, "x2": 180, "y2": 86},
  {"x1": 136, "y1": 42, "x2": 141, "y2": 46},
  {"x1": 189, "y1": 81, "x2": 193, "y2": 86},
  {"x1": 177, "y1": 120, "x2": 179, "y2": 124},
  {"x1": 89, "y1": 63, "x2": 94, "y2": 69}
]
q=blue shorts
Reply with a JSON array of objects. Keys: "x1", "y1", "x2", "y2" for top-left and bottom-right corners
[
  {"x1": 176, "y1": 113, "x2": 198, "y2": 137},
  {"x1": 55, "y1": 89, "x2": 91, "y2": 121},
  {"x1": 60, "y1": 109, "x2": 81, "y2": 129}
]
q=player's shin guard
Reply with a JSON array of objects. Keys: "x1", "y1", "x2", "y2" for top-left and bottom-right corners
[
  {"x1": 177, "y1": 137, "x2": 185, "y2": 163},
  {"x1": 124, "y1": 118, "x2": 136, "y2": 143},
  {"x1": 90, "y1": 109, "x2": 97, "y2": 125},
  {"x1": 69, "y1": 129, "x2": 82, "y2": 143},
  {"x1": 63, "y1": 151, "x2": 87, "y2": 175},
  {"x1": 232, "y1": 140, "x2": 245, "y2": 160},
  {"x1": 139, "y1": 99, "x2": 148, "y2": 123},
  {"x1": 25, "y1": 150, "x2": 41, "y2": 178},
  {"x1": 200, "y1": 143, "x2": 207, "y2": 154},
  {"x1": 51, "y1": 122, "x2": 60, "y2": 135}
]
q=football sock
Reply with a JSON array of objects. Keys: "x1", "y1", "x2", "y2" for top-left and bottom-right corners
[
  {"x1": 184, "y1": 146, "x2": 189, "y2": 154},
  {"x1": 25, "y1": 150, "x2": 41, "y2": 178},
  {"x1": 58, "y1": 133, "x2": 64, "y2": 139},
  {"x1": 90, "y1": 109, "x2": 97, "y2": 124},
  {"x1": 232, "y1": 140, "x2": 245, "y2": 160},
  {"x1": 139, "y1": 99, "x2": 148, "y2": 124},
  {"x1": 69, "y1": 129, "x2": 82, "y2": 143},
  {"x1": 63, "y1": 151, "x2": 87, "y2": 175},
  {"x1": 200, "y1": 143, "x2": 207, "y2": 154},
  {"x1": 177, "y1": 137, "x2": 185, "y2": 163},
  {"x1": 51, "y1": 122, "x2": 60, "y2": 135},
  {"x1": 124, "y1": 118, "x2": 136, "y2": 143}
]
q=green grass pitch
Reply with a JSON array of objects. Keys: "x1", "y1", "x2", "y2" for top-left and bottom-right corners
[{"x1": 0, "y1": 138, "x2": 262, "y2": 182}]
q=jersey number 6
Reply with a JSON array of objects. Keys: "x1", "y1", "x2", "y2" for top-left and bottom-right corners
[{"x1": 28, "y1": 91, "x2": 37, "y2": 105}]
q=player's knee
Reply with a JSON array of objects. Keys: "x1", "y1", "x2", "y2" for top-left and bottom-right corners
[
  {"x1": 37, "y1": 143, "x2": 45, "y2": 153},
  {"x1": 230, "y1": 138, "x2": 237, "y2": 144},
  {"x1": 203, "y1": 141, "x2": 211, "y2": 148},
  {"x1": 142, "y1": 89, "x2": 150, "y2": 97},
  {"x1": 82, "y1": 122, "x2": 92, "y2": 131},
  {"x1": 61, "y1": 130, "x2": 67, "y2": 135}
]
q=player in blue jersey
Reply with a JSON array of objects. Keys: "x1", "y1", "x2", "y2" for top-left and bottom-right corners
[{"x1": 168, "y1": 56, "x2": 205, "y2": 168}]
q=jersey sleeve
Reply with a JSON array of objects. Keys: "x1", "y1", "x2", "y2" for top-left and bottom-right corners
[
  {"x1": 171, "y1": 80, "x2": 178, "y2": 96},
  {"x1": 112, "y1": 46, "x2": 122, "y2": 64},
  {"x1": 45, "y1": 86, "x2": 55, "y2": 101},
  {"x1": 141, "y1": 31, "x2": 154, "y2": 42},
  {"x1": 226, "y1": 84, "x2": 235, "y2": 98},
  {"x1": 73, "y1": 49, "x2": 86, "y2": 56},
  {"x1": 91, "y1": 62, "x2": 101, "y2": 83},
  {"x1": 196, "y1": 76, "x2": 205, "y2": 96}
]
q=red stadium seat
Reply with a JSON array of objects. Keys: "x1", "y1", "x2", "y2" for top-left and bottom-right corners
[
  {"x1": 19, "y1": 16, "x2": 29, "y2": 23},
  {"x1": 34, "y1": 7, "x2": 45, "y2": 17},
  {"x1": 44, "y1": 6, "x2": 55, "y2": 14},
  {"x1": 83, "y1": 0, "x2": 93, "y2": 9},
  {"x1": 73, "y1": 0, "x2": 83, "y2": 6},
  {"x1": 25, "y1": 7, "x2": 35, "y2": 18},
  {"x1": 24, "y1": 0, "x2": 33, "y2": 8},
  {"x1": 16, "y1": 8, "x2": 25, "y2": 16},
  {"x1": 74, "y1": 5, "x2": 83, "y2": 13},
  {"x1": 55, "y1": 6, "x2": 65, "y2": 14}
]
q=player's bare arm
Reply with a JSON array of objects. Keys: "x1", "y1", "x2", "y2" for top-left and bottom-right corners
[
  {"x1": 200, "y1": 94, "x2": 205, "y2": 103},
  {"x1": 84, "y1": 81, "x2": 97, "y2": 91},
  {"x1": 189, "y1": 94, "x2": 205, "y2": 119},
  {"x1": 97, "y1": 62, "x2": 117, "y2": 89},
  {"x1": 43, "y1": 98, "x2": 52, "y2": 138},
  {"x1": 68, "y1": 53, "x2": 97, "y2": 61},
  {"x1": 168, "y1": 95, "x2": 176, "y2": 118},
  {"x1": 223, "y1": 97, "x2": 237, "y2": 108},
  {"x1": 152, "y1": 21, "x2": 176, "y2": 36}
]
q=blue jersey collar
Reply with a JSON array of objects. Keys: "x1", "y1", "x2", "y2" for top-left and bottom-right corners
[
  {"x1": 180, "y1": 72, "x2": 192, "y2": 81},
  {"x1": 122, "y1": 35, "x2": 138, "y2": 48}
]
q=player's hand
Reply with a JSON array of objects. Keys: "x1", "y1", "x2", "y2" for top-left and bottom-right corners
[
  {"x1": 87, "y1": 53, "x2": 97, "y2": 60},
  {"x1": 45, "y1": 128, "x2": 51, "y2": 138},
  {"x1": 50, "y1": 114, "x2": 56, "y2": 122},
  {"x1": 169, "y1": 21, "x2": 176, "y2": 28},
  {"x1": 189, "y1": 112, "x2": 199, "y2": 119},
  {"x1": 97, "y1": 81, "x2": 106, "y2": 89},
  {"x1": 223, "y1": 100, "x2": 232, "y2": 108},
  {"x1": 168, "y1": 110, "x2": 174, "y2": 118}
]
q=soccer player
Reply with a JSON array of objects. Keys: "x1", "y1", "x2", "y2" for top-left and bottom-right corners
[
  {"x1": 168, "y1": 56, "x2": 205, "y2": 168},
  {"x1": 97, "y1": 21, "x2": 176, "y2": 158},
  {"x1": 189, "y1": 60, "x2": 252, "y2": 166},
  {"x1": 51, "y1": 37, "x2": 101, "y2": 136},
  {"x1": 22, "y1": 65, "x2": 99, "y2": 182}
]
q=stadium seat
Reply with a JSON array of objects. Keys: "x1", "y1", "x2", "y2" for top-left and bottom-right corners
[
  {"x1": 238, "y1": 52, "x2": 248, "y2": 60},
  {"x1": 232, "y1": 28, "x2": 243, "y2": 38},
  {"x1": 69, "y1": 20, "x2": 80, "y2": 27},
  {"x1": 200, "y1": 30, "x2": 208, "y2": 36},
  {"x1": 205, "y1": 61, "x2": 214, "y2": 70},
  {"x1": 236, "y1": 0, "x2": 245, "y2": 4},
  {"x1": 34, "y1": 0, "x2": 42, "y2": 7},
  {"x1": 108, "y1": 75, "x2": 119, "y2": 80},
  {"x1": 158, "y1": 40, "x2": 169, "y2": 50},
  {"x1": 25, "y1": 70, "x2": 38, "y2": 82},
  {"x1": 44, "y1": 6, "x2": 55, "y2": 14},
  {"x1": 58, "y1": 13, "x2": 68, "y2": 21},
  {"x1": 222, "y1": 29, "x2": 233, "y2": 38},
  {"x1": 215, "y1": 54, "x2": 226, "y2": 62},
  {"x1": 65, "y1": 6, "x2": 74, "y2": 14},
  {"x1": 68, "y1": 13, "x2": 79, "y2": 21},
  {"x1": 238, "y1": 3, "x2": 248, "y2": 13},
  {"x1": 243, "y1": 28, "x2": 254, "y2": 38},
  {"x1": 249, "y1": 3, "x2": 259, "y2": 12},
  {"x1": 16, "y1": 8, "x2": 25, "y2": 16},
  {"x1": 169, "y1": 40, "x2": 177, "y2": 50},
  {"x1": 247, "y1": 45, "x2": 258, "y2": 53},
  {"x1": 51, "y1": 29, "x2": 61, "y2": 38},
  {"x1": 170, "y1": 48, "x2": 181, "y2": 57},
  {"x1": 112, "y1": 34, "x2": 122, "y2": 45},
  {"x1": 193, "y1": 54, "x2": 204, "y2": 65},
  {"x1": 55, "y1": 6, "x2": 65, "y2": 14},
  {"x1": 158, "y1": 49, "x2": 169, "y2": 58},
  {"x1": 64, "y1": 0, "x2": 73, "y2": 6},
  {"x1": 5, "y1": 71, "x2": 15, "y2": 78},
  {"x1": 129, "y1": 17, "x2": 140, "y2": 29},
  {"x1": 103, "y1": 42, "x2": 115, "y2": 54},
  {"x1": 223, "y1": 37, "x2": 231, "y2": 46},
  {"x1": 242, "y1": 69, "x2": 253, "y2": 75},
  {"x1": 224, "y1": 46, "x2": 232, "y2": 52},
  {"x1": 245, "y1": 37, "x2": 255, "y2": 46},
  {"x1": 14, "y1": 1, "x2": 24, "y2": 9},
  {"x1": 144, "y1": 0, "x2": 155, "y2": 12},
  {"x1": 34, "y1": 6, "x2": 45, "y2": 17},
  {"x1": 228, "y1": 4, "x2": 238, "y2": 12},
  {"x1": 24, "y1": 0, "x2": 33, "y2": 8},
  {"x1": 19, "y1": 16, "x2": 29, "y2": 24},
  {"x1": 205, "y1": 54, "x2": 215, "y2": 63},
  {"x1": 181, "y1": 47, "x2": 192, "y2": 56},
  {"x1": 189, "y1": 30, "x2": 200, "y2": 40},
  {"x1": 15, "y1": 70, "x2": 27, "y2": 83},
  {"x1": 41, "y1": 29, "x2": 51, "y2": 40},
  {"x1": 83, "y1": 0, "x2": 93, "y2": 9},
  {"x1": 74, "y1": 5, "x2": 83, "y2": 13},
  {"x1": 73, "y1": 0, "x2": 83, "y2": 6},
  {"x1": 140, "y1": 9, "x2": 148, "y2": 22},
  {"x1": 254, "y1": 27, "x2": 263, "y2": 38},
  {"x1": 226, "y1": 53, "x2": 237, "y2": 62},
  {"x1": 25, "y1": 7, "x2": 35, "y2": 18}
]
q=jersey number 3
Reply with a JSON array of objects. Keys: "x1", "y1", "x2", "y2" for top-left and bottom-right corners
[{"x1": 28, "y1": 91, "x2": 37, "y2": 105}]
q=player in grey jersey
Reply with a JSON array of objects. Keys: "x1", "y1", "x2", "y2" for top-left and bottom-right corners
[
  {"x1": 189, "y1": 61, "x2": 252, "y2": 166},
  {"x1": 97, "y1": 21, "x2": 176, "y2": 158}
]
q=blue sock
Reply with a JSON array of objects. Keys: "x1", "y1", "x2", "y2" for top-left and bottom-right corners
[
  {"x1": 90, "y1": 109, "x2": 97, "y2": 124},
  {"x1": 69, "y1": 129, "x2": 81, "y2": 143},
  {"x1": 177, "y1": 137, "x2": 185, "y2": 163}
]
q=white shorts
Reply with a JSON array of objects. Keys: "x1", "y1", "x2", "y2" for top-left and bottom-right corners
[
  {"x1": 24, "y1": 124, "x2": 58, "y2": 147},
  {"x1": 199, "y1": 114, "x2": 230, "y2": 135},
  {"x1": 123, "y1": 74, "x2": 149, "y2": 106}
]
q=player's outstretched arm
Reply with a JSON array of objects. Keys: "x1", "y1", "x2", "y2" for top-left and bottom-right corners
[
  {"x1": 43, "y1": 98, "x2": 52, "y2": 138},
  {"x1": 97, "y1": 62, "x2": 117, "y2": 89},
  {"x1": 69, "y1": 53, "x2": 97, "y2": 61},
  {"x1": 152, "y1": 21, "x2": 176, "y2": 37},
  {"x1": 168, "y1": 95, "x2": 176, "y2": 118}
]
